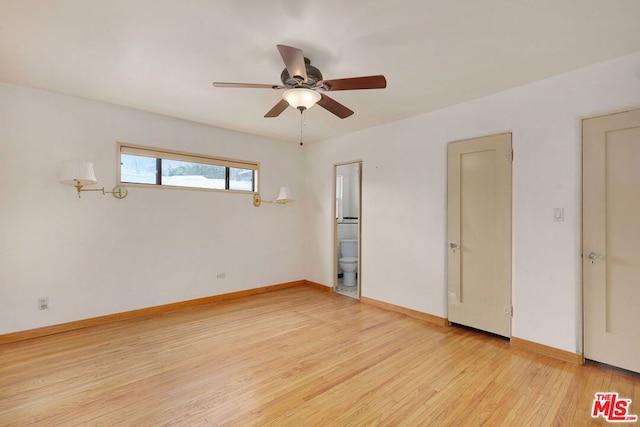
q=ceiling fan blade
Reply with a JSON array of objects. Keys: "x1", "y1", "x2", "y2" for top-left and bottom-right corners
[
  {"x1": 321, "y1": 75, "x2": 387, "y2": 91},
  {"x1": 277, "y1": 44, "x2": 308, "y2": 82},
  {"x1": 317, "y1": 94, "x2": 354, "y2": 119},
  {"x1": 264, "y1": 99, "x2": 290, "y2": 118},
  {"x1": 213, "y1": 82, "x2": 284, "y2": 89}
]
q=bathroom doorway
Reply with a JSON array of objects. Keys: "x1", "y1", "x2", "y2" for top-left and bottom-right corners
[{"x1": 334, "y1": 161, "x2": 362, "y2": 299}]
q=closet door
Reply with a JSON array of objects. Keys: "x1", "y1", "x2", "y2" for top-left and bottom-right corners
[
  {"x1": 447, "y1": 133, "x2": 512, "y2": 337},
  {"x1": 583, "y1": 108, "x2": 640, "y2": 373}
]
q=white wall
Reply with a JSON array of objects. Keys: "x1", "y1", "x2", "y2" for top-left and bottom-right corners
[
  {"x1": 3, "y1": 51, "x2": 639, "y2": 352},
  {"x1": 303, "y1": 51, "x2": 640, "y2": 353},
  {"x1": 0, "y1": 82, "x2": 305, "y2": 335}
]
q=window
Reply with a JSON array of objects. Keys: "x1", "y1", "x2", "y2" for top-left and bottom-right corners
[{"x1": 118, "y1": 143, "x2": 258, "y2": 193}]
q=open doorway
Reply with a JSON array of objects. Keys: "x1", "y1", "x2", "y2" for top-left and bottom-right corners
[{"x1": 334, "y1": 161, "x2": 362, "y2": 299}]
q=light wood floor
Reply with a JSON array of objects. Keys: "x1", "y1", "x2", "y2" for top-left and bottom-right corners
[{"x1": 1, "y1": 286, "x2": 638, "y2": 426}]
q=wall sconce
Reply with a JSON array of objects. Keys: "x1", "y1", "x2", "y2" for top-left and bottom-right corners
[
  {"x1": 253, "y1": 186, "x2": 293, "y2": 207},
  {"x1": 60, "y1": 160, "x2": 128, "y2": 199}
]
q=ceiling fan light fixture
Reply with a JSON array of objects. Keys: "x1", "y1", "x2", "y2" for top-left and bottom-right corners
[{"x1": 282, "y1": 88, "x2": 321, "y2": 110}]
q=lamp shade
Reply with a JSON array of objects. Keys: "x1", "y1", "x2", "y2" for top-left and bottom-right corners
[
  {"x1": 282, "y1": 88, "x2": 321, "y2": 110},
  {"x1": 275, "y1": 185, "x2": 293, "y2": 204},
  {"x1": 60, "y1": 160, "x2": 98, "y2": 186}
]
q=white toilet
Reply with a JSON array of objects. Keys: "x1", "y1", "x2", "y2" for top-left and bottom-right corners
[{"x1": 339, "y1": 239, "x2": 358, "y2": 287}]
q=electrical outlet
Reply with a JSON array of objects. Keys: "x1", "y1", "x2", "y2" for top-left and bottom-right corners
[
  {"x1": 216, "y1": 273, "x2": 226, "y2": 279},
  {"x1": 553, "y1": 207, "x2": 565, "y2": 222},
  {"x1": 38, "y1": 297, "x2": 49, "y2": 310}
]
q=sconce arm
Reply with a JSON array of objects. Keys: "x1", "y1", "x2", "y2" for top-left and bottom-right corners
[{"x1": 75, "y1": 184, "x2": 128, "y2": 199}]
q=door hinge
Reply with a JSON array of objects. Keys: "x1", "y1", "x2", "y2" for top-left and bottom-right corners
[
  {"x1": 504, "y1": 305, "x2": 513, "y2": 317},
  {"x1": 506, "y1": 150, "x2": 513, "y2": 162}
]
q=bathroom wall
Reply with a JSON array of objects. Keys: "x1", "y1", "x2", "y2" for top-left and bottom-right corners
[
  {"x1": 336, "y1": 163, "x2": 360, "y2": 241},
  {"x1": 338, "y1": 163, "x2": 359, "y2": 219},
  {"x1": 0, "y1": 82, "x2": 305, "y2": 335},
  {"x1": 337, "y1": 222, "x2": 358, "y2": 241},
  {"x1": 303, "y1": 50, "x2": 640, "y2": 354}
]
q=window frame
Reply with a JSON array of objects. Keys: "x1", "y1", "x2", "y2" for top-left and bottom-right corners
[{"x1": 117, "y1": 142, "x2": 259, "y2": 194}]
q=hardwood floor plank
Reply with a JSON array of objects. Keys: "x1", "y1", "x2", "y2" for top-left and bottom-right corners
[{"x1": 1, "y1": 287, "x2": 638, "y2": 426}]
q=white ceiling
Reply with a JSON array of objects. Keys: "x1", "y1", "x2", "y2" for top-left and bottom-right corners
[{"x1": 2, "y1": 0, "x2": 640, "y2": 143}]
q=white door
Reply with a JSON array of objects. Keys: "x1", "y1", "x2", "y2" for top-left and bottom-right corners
[
  {"x1": 583, "y1": 108, "x2": 640, "y2": 373},
  {"x1": 447, "y1": 133, "x2": 512, "y2": 337}
]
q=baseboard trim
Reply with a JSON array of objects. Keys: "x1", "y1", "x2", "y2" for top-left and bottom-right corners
[
  {"x1": 303, "y1": 280, "x2": 332, "y2": 292},
  {"x1": 1, "y1": 283, "x2": 586, "y2": 367},
  {"x1": 360, "y1": 296, "x2": 448, "y2": 326},
  {"x1": 0, "y1": 280, "x2": 305, "y2": 345},
  {"x1": 511, "y1": 336, "x2": 584, "y2": 365}
]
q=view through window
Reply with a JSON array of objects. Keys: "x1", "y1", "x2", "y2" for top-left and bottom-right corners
[{"x1": 118, "y1": 143, "x2": 258, "y2": 192}]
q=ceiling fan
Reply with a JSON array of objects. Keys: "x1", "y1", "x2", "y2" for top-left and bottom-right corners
[{"x1": 213, "y1": 44, "x2": 387, "y2": 119}]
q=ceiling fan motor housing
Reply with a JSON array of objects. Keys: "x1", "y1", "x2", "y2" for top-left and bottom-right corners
[{"x1": 280, "y1": 57, "x2": 323, "y2": 88}]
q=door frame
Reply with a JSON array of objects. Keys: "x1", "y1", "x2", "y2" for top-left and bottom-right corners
[{"x1": 333, "y1": 160, "x2": 363, "y2": 299}]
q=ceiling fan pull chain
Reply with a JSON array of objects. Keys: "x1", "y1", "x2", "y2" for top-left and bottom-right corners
[{"x1": 299, "y1": 109, "x2": 304, "y2": 146}]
